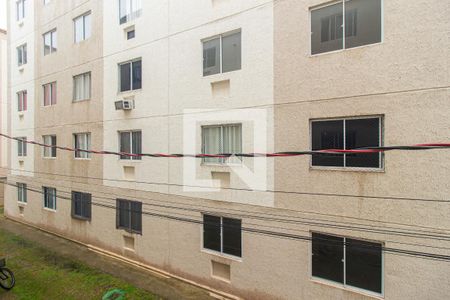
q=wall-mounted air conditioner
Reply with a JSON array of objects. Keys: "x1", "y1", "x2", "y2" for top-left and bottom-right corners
[{"x1": 115, "y1": 100, "x2": 134, "y2": 111}]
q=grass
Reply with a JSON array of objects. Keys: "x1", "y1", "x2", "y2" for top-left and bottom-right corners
[{"x1": 0, "y1": 208, "x2": 161, "y2": 300}]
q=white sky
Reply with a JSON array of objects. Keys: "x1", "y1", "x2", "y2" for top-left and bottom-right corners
[{"x1": 0, "y1": 0, "x2": 6, "y2": 30}]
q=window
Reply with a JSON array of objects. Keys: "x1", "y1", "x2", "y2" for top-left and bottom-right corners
[
  {"x1": 116, "y1": 199, "x2": 142, "y2": 234},
  {"x1": 202, "y1": 124, "x2": 242, "y2": 164},
  {"x1": 17, "y1": 44, "x2": 27, "y2": 66},
  {"x1": 127, "y1": 29, "x2": 135, "y2": 40},
  {"x1": 44, "y1": 0, "x2": 50, "y2": 5},
  {"x1": 312, "y1": 233, "x2": 382, "y2": 294},
  {"x1": 16, "y1": 0, "x2": 26, "y2": 21},
  {"x1": 17, "y1": 90, "x2": 27, "y2": 112},
  {"x1": 119, "y1": 131, "x2": 142, "y2": 160},
  {"x1": 311, "y1": 0, "x2": 382, "y2": 55},
  {"x1": 17, "y1": 183, "x2": 27, "y2": 203},
  {"x1": 43, "y1": 29, "x2": 57, "y2": 55},
  {"x1": 71, "y1": 191, "x2": 92, "y2": 220},
  {"x1": 74, "y1": 133, "x2": 91, "y2": 159},
  {"x1": 73, "y1": 72, "x2": 91, "y2": 101},
  {"x1": 74, "y1": 13, "x2": 91, "y2": 43},
  {"x1": 203, "y1": 31, "x2": 241, "y2": 76},
  {"x1": 311, "y1": 117, "x2": 382, "y2": 169},
  {"x1": 43, "y1": 82, "x2": 57, "y2": 106},
  {"x1": 42, "y1": 135, "x2": 57, "y2": 158},
  {"x1": 119, "y1": 0, "x2": 142, "y2": 24},
  {"x1": 203, "y1": 215, "x2": 242, "y2": 257},
  {"x1": 43, "y1": 187, "x2": 56, "y2": 210},
  {"x1": 17, "y1": 137, "x2": 27, "y2": 157},
  {"x1": 119, "y1": 59, "x2": 142, "y2": 92}
]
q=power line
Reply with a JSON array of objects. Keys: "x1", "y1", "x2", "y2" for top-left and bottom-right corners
[{"x1": 5, "y1": 181, "x2": 450, "y2": 262}]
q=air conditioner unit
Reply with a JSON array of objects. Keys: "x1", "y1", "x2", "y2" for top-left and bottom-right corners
[{"x1": 115, "y1": 100, "x2": 134, "y2": 111}]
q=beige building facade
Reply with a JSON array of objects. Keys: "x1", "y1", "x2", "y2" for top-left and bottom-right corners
[{"x1": 4, "y1": 0, "x2": 450, "y2": 299}]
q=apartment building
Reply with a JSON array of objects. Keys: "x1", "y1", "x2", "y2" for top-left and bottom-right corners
[
  {"x1": 0, "y1": 29, "x2": 8, "y2": 204},
  {"x1": 4, "y1": 0, "x2": 450, "y2": 299}
]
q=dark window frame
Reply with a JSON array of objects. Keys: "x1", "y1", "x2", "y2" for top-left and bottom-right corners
[
  {"x1": 71, "y1": 191, "x2": 92, "y2": 221},
  {"x1": 203, "y1": 214, "x2": 242, "y2": 258},
  {"x1": 17, "y1": 183, "x2": 27, "y2": 203},
  {"x1": 43, "y1": 186, "x2": 57, "y2": 210},
  {"x1": 116, "y1": 199, "x2": 142, "y2": 234},
  {"x1": 310, "y1": 116, "x2": 383, "y2": 169},
  {"x1": 311, "y1": 232, "x2": 383, "y2": 295}
]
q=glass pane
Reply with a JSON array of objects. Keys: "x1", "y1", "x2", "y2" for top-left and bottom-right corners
[
  {"x1": 130, "y1": 201, "x2": 142, "y2": 232},
  {"x1": 346, "y1": 238, "x2": 382, "y2": 293},
  {"x1": 345, "y1": 0, "x2": 382, "y2": 49},
  {"x1": 23, "y1": 45, "x2": 27, "y2": 64},
  {"x1": 223, "y1": 124, "x2": 242, "y2": 164},
  {"x1": 203, "y1": 38, "x2": 220, "y2": 76},
  {"x1": 84, "y1": 14, "x2": 91, "y2": 40},
  {"x1": 132, "y1": 60, "x2": 142, "y2": 90},
  {"x1": 202, "y1": 126, "x2": 221, "y2": 164},
  {"x1": 17, "y1": 47, "x2": 22, "y2": 65},
  {"x1": 74, "y1": 16, "x2": 83, "y2": 43},
  {"x1": 120, "y1": 63, "x2": 131, "y2": 92},
  {"x1": 84, "y1": 73, "x2": 91, "y2": 99},
  {"x1": 132, "y1": 131, "x2": 142, "y2": 160},
  {"x1": 51, "y1": 31, "x2": 57, "y2": 52},
  {"x1": 120, "y1": 132, "x2": 131, "y2": 159},
  {"x1": 311, "y1": 3, "x2": 343, "y2": 54},
  {"x1": 312, "y1": 233, "x2": 344, "y2": 284},
  {"x1": 203, "y1": 215, "x2": 221, "y2": 252},
  {"x1": 51, "y1": 82, "x2": 57, "y2": 104},
  {"x1": 311, "y1": 120, "x2": 344, "y2": 167},
  {"x1": 222, "y1": 32, "x2": 241, "y2": 73},
  {"x1": 345, "y1": 118, "x2": 380, "y2": 168},
  {"x1": 222, "y1": 218, "x2": 242, "y2": 257},
  {"x1": 52, "y1": 136, "x2": 57, "y2": 157},
  {"x1": 118, "y1": 200, "x2": 130, "y2": 229},
  {"x1": 44, "y1": 33, "x2": 51, "y2": 55}
]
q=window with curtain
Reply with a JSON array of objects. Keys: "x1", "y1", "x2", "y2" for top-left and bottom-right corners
[
  {"x1": 203, "y1": 31, "x2": 241, "y2": 76},
  {"x1": 17, "y1": 44, "x2": 27, "y2": 66},
  {"x1": 73, "y1": 72, "x2": 91, "y2": 101},
  {"x1": 311, "y1": 0, "x2": 382, "y2": 55},
  {"x1": 43, "y1": 29, "x2": 57, "y2": 55},
  {"x1": 71, "y1": 191, "x2": 92, "y2": 220},
  {"x1": 116, "y1": 199, "x2": 142, "y2": 234},
  {"x1": 17, "y1": 137, "x2": 27, "y2": 157},
  {"x1": 311, "y1": 117, "x2": 382, "y2": 169},
  {"x1": 43, "y1": 82, "x2": 57, "y2": 106},
  {"x1": 17, "y1": 90, "x2": 27, "y2": 112},
  {"x1": 119, "y1": 131, "x2": 142, "y2": 160},
  {"x1": 17, "y1": 183, "x2": 27, "y2": 203},
  {"x1": 119, "y1": 0, "x2": 142, "y2": 24},
  {"x1": 119, "y1": 59, "x2": 142, "y2": 92},
  {"x1": 42, "y1": 135, "x2": 57, "y2": 158},
  {"x1": 43, "y1": 187, "x2": 57, "y2": 210},
  {"x1": 202, "y1": 124, "x2": 242, "y2": 164},
  {"x1": 312, "y1": 233, "x2": 383, "y2": 294},
  {"x1": 74, "y1": 133, "x2": 91, "y2": 159},
  {"x1": 203, "y1": 214, "x2": 242, "y2": 257},
  {"x1": 74, "y1": 12, "x2": 91, "y2": 43}
]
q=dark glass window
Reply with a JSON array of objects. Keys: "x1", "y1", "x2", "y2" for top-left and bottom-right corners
[
  {"x1": 119, "y1": 131, "x2": 142, "y2": 160},
  {"x1": 312, "y1": 233, "x2": 383, "y2": 294},
  {"x1": 71, "y1": 191, "x2": 92, "y2": 220},
  {"x1": 312, "y1": 233, "x2": 344, "y2": 284},
  {"x1": 312, "y1": 117, "x2": 381, "y2": 168},
  {"x1": 127, "y1": 30, "x2": 135, "y2": 40},
  {"x1": 203, "y1": 214, "x2": 242, "y2": 257},
  {"x1": 119, "y1": 59, "x2": 141, "y2": 92},
  {"x1": 311, "y1": 0, "x2": 382, "y2": 55},
  {"x1": 116, "y1": 199, "x2": 142, "y2": 234},
  {"x1": 203, "y1": 31, "x2": 241, "y2": 76}
]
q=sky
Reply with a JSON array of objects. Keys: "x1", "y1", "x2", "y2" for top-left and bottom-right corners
[{"x1": 0, "y1": 0, "x2": 6, "y2": 30}]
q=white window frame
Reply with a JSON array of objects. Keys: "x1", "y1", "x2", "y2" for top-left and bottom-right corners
[
  {"x1": 74, "y1": 12, "x2": 91, "y2": 43},
  {"x1": 73, "y1": 72, "x2": 91, "y2": 101},
  {"x1": 309, "y1": 115, "x2": 383, "y2": 171},
  {"x1": 17, "y1": 90, "x2": 27, "y2": 112},
  {"x1": 43, "y1": 82, "x2": 57, "y2": 106},
  {"x1": 310, "y1": 232, "x2": 384, "y2": 297},
  {"x1": 119, "y1": 0, "x2": 142, "y2": 24},
  {"x1": 74, "y1": 133, "x2": 91, "y2": 159},
  {"x1": 43, "y1": 29, "x2": 57, "y2": 55},
  {"x1": 17, "y1": 137, "x2": 27, "y2": 157},
  {"x1": 309, "y1": 0, "x2": 384, "y2": 56},
  {"x1": 118, "y1": 130, "x2": 142, "y2": 160},
  {"x1": 201, "y1": 123, "x2": 242, "y2": 165},
  {"x1": 17, "y1": 44, "x2": 27, "y2": 66},
  {"x1": 43, "y1": 187, "x2": 57, "y2": 211},
  {"x1": 42, "y1": 135, "x2": 57, "y2": 158},
  {"x1": 202, "y1": 29, "x2": 242, "y2": 76},
  {"x1": 17, "y1": 183, "x2": 27, "y2": 203},
  {"x1": 118, "y1": 58, "x2": 142, "y2": 92},
  {"x1": 16, "y1": 0, "x2": 26, "y2": 21},
  {"x1": 43, "y1": 0, "x2": 50, "y2": 5}
]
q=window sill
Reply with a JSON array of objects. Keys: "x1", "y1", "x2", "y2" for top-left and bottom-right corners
[
  {"x1": 201, "y1": 249, "x2": 242, "y2": 263},
  {"x1": 17, "y1": 20, "x2": 24, "y2": 27},
  {"x1": 310, "y1": 278, "x2": 383, "y2": 299},
  {"x1": 18, "y1": 66, "x2": 25, "y2": 72},
  {"x1": 74, "y1": 158, "x2": 91, "y2": 161},
  {"x1": 118, "y1": 89, "x2": 142, "y2": 97},
  {"x1": 17, "y1": 202, "x2": 27, "y2": 207},
  {"x1": 117, "y1": 227, "x2": 142, "y2": 236},
  {"x1": 309, "y1": 41, "x2": 383, "y2": 58},
  {"x1": 202, "y1": 69, "x2": 241, "y2": 80},
  {"x1": 72, "y1": 98, "x2": 91, "y2": 103},
  {"x1": 201, "y1": 162, "x2": 242, "y2": 168},
  {"x1": 43, "y1": 208, "x2": 57, "y2": 213},
  {"x1": 309, "y1": 166, "x2": 385, "y2": 173},
  {"x1": 118, "y1": 159, "x2": 142, "y2": 164},
  {"x1": 72, "y1": 215, "x2": 91, "y2": 222},
  {"x1": 42, "y1": 157, "x2": 57, "y2": 160}
]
